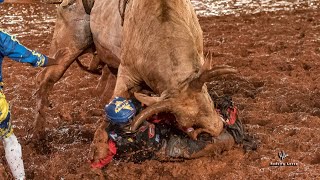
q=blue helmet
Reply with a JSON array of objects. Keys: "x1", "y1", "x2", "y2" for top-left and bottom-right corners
[
  {"x1": 0, "y1": 0, "x2": 4, "y2": 3},
  {"x1": 105, "y1": 97, "x2": 136, "y2": 124}
]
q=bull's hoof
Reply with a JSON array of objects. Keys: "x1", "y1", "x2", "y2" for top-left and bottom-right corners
[
  {"x1": 26, "y1": 113, "x2": 47, "y2": 144},
  {"x1": 26, "y1": 127, "x2": 45, "y2": 145},
  {"x1": 30, "y1": 131, "x2": 54, "y2": 155}
]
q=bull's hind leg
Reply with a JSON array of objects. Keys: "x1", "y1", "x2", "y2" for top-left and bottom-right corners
[
  {"x1": 77, "y1": 53, "x2": 117, "y2": 105},
  {"x1": 95, "y1": 65, "x2": 109, "y2": 95},
  {"x1": 32, "y1": 51, "x2": 87, "y2": 139},
  {"x1": 30, "y1": 0, "x2": 94, "y2": 141},
  {"x1": 88, "y1": 52, "x2": 101, "y2": 72}
]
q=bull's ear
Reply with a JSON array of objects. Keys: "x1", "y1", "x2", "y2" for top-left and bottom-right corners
[
  {"x1": 134, "y1": 92, "x2": 164, "y2": 106},
  {"x1": 190, "y1": 65, "x2": 238, "y2": 90},
  {"x1": 61, "y1": 0, "x2": 75, "y2": 7}
]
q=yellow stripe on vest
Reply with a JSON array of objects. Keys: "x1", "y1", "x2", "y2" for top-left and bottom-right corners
[
  {"x1": 0, "y1": 92, "x2": 9, "y2": 122},
  {"x1": 0, "y1": 91, "x2": 12, "y2": 138}
]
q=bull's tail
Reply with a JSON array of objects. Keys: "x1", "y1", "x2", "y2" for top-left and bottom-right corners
[{"x1": 76, "y1": 58, "x2": 102, "y2": 75}]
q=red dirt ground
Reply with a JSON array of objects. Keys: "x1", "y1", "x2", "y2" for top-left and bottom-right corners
[{"x1": 0, "y1": 2, "x2": 319, "y2": 180}]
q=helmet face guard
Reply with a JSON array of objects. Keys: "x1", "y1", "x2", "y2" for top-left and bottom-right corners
[{"x1": 105, "y1": 97, "x2": 136, "y2": 124}]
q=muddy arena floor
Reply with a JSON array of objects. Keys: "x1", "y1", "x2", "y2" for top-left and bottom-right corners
[{"x1": 0, "y1": 0, "x2": 319, "y2": 179}]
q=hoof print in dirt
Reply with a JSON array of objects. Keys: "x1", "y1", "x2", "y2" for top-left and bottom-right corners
[{"x1": 31, "y1": 131, "x2": 54, "y2": 155}]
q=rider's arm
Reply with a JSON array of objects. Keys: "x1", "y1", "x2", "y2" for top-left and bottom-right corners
[{"x1": 0, "y1": 30, "x2": 48, "y2": 67}]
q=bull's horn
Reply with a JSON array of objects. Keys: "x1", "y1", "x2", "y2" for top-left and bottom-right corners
[
  {"x1": 190, "y1": 65, "x2": 238, "y2": 90},
  {"x1": 130, "y1": 100, "x2": 173, "y2": 131}
]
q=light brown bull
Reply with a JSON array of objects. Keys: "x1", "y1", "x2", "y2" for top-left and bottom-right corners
[
  {"x1": 33, "y1": 0, "x2": 122, "y2": 136},
  {"x1": 113, "y1": 0, "x2": 237, "y2": 139},
  {"x1": 89, "y1": 0, "x2": 238, "y2": 172}
]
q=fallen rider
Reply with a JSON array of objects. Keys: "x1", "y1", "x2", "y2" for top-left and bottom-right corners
[{"x1": 89, "y1": 95, "x2": 256, "y2": 169}]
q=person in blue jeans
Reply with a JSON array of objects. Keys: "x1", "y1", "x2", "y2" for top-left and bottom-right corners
[{"x1": 0, "y1": 28, "x2": 64, "y2": 179}]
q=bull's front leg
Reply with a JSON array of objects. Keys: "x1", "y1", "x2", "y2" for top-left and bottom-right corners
[
  {"x1": 89, "y1": 120, "x2": 110, "y2": 178},
  {"x1": 111, "y1": 65, "x2": 138, "y2": 99}
]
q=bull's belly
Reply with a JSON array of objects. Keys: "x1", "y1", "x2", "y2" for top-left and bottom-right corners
[
  {"x1": 90, "y1": 0, "x2": 122, "y2": 69},
  {"x1": 91, "y1": 20, "x2": 121, "y2": 69},
  {"x1": 94, "y1": 40, "x2": 120, "y2": 69}
]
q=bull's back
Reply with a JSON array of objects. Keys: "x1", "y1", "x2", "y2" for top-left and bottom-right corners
[{"x1": 121, "y1": 0, "x2": 203, "y2": 92}]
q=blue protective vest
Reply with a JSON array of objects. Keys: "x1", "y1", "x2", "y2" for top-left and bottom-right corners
[{"x1": 0, "y1": 30, "x2": 48, "y2": 87}]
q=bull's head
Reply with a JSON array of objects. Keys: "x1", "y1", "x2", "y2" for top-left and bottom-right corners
[{"x1": 131, "y1": 61, "x2": 237, "y2": 140}]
